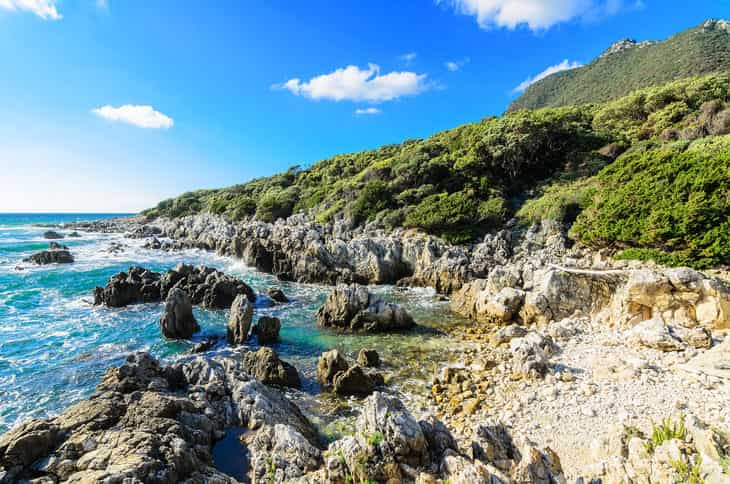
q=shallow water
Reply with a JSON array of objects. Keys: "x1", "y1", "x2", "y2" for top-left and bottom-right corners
[{"x1": 0, "y1": 213, "x2": 467, "y2": 436}]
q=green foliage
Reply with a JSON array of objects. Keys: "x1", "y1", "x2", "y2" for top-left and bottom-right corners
[
  {"x1": 670, "y1": 456, "x2": 705, "y2": 484},
  {"x1": 365, "y1": 431, "x2": 384, "y2": 447},
  {"x1": 265, "y1": 456, "x2": 277, "y2": 483},
  {"x1": 143, "y1": 69, "x2": 730, "y2": 269},
  {"x1": 645, "y1": 415, "x2": 687, "y2": 454},
  {"x1": 571, "y1": 140, "x2": 730, "y2": 268},
  {"x1": 721, "y1": 456, "x2": 730, "y2": 475},
  {"x1": 509, "y1": 20, "x2": 730, "y2": 111}
]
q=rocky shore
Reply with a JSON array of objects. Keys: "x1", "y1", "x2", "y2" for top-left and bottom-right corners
[{"x1": 9, "y1": 212, "x2": 729, "y2": 482}]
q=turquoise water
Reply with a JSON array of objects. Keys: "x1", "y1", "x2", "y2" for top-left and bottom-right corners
[{"x1": 0, "y1": 213, "x2": 461, "y2": 436}]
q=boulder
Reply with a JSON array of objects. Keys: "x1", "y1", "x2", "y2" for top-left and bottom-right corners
[
  {"x1": 625, "y1": 318, "x2": 685, "y2": 352},
  {"x1": 332, "y1": 365, "x2": 375, "y2": 396},
  {"x1": 490, "y1": 323, "x2": 528, "y2": 346},
  {"x1": 48, "y1": 241, "x2": 68, "y2": 250},
  {"x1": 255, "y1": 316, "x2": 281, "y2": 344},
  {"x1": 242, "y1": 347, "x2": 300, "y2": 388},
  {"x1": 317, "y1": 284, "x2": 415, "y2": 332},
  {"x1": 42, "y1": 230, "x2": 63, "y2": 239},
  {"x1": 226, "y1": 294, "x2": 253, "y2": 345},
  {"x1": 357, "y1": 348, "x2": 380, "y2": 367},
  {"x1": 23, "y1": 249, "x2": 74, "y2": 265},
  {"x1": 159, "y1": 288, "x2": 199, "y2": 339},
  {"x1": 67, "y1": 231, "x2": 81, "y2": 237},
  {"x1": 509, "y1": 333, "x2": 552, "y2": 378},
  {"x1": 268, "y1": 287, "x2": 289, "y2": 303},
  {"x1": 317, "y1": 349, "x2": 349, "y2": 386}
]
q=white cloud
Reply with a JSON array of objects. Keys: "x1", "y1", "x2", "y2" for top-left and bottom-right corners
[
  {"x1": 0, "y1": 0, "x2": 61, "y2": 20},
  {"x1": 276, "y1": 63, "x2": 429, "y2": 103},
  {"x1": 91, "y1": 105, "x2": 174, "y2": 129},
  {"x1": 513, "y1": 59, "x2": 582, "y2": 92},
  {"x1": 445, "y1": 57, "x2": 470, "y2": 71},
  {"x1": 355, "y1": 107, "x2": 381, "y2": 115},
  {"x1": 400, "y1": 52, "x2": 417, "y2": 64},
  {"x1": 438, "y1": 0, "x2": 630, "y2": 31}
]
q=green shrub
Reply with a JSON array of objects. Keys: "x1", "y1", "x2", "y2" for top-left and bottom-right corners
[
  {"x1": 645, "y1": 415, "x2": 686, "y2": 454},
  {"x1": 349, "y1": 181, "x2": 394, "y2": 224},
  {"x1": 256, "y1": 187, "x2": 299, "y2": 222},
  {"x1": 571, "y1": 143, "x2": 730, "y2": 268}
]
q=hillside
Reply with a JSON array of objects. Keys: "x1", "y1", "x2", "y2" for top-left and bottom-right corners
[
  {"x1": 144, "y1": 70, "x2": 730, "y2": 268},
  {"x1": 508, "y1": 19, "x2": 730, "y2": 112}
]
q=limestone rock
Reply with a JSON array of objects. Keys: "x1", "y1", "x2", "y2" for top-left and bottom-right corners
[
  {"x1": 357, "y1": 348, "x2": 380, "y2": 367},
  {"x1": 317, "y1": 284, "x2": 415, "y2": 332},
  {"x1": 316, "y1": 349, "x2": 349, "y2": 386},
  {"x1": 227, "y1": 294, "x2": 253, "y2": 345},
  {"x1": 625, "y1": 318, "x2": 685, "y2": 352},
  {"x1": 242, "y1": 347, "x2": 300, "y2": 388},
  {"x1": 255, "y1": 316, "x2": 281, "y2": 344},
  {"x1": 23, "y1": 249, "x2": 74, "y2": 265},
  {"x1": 160, "y1": 288, "x2": 199, "y2": 339}
]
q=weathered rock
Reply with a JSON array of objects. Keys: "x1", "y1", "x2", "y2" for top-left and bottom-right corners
[
  {"x1": 357, "y1": 348, "x2": 380, "y2": 367},
  {"x1": 227, "y1": 294, "x2": 253, "y2": 345},
  {"x1": 268, "y1": 287, "x2": 289, "y2": 303},
  {"x1": 0, "y1": 352, "x2": 320, "y2": 483},
  {"x1": 189, "y1": 335, "x2": 221, "y2": 354},
  {"x1": 316, "y1": 349, "x2": 349, "y2": 386},
  {"x1": 160, "y1": 288, "x2": 199, "y2": 339},
  {"x1": 42, "y1": 230, "x2": 63, "y2": 239},
  {"x1": 317, "y1": 284, "x2": 415, "y2": 332},
  {"x1": 332, "y1": 365, "x2": 375, "y2": 396},
  {"x1": 625, "y1": 318, "x2": 685, "y2": 352},
  {"x1": 255, "y1": 316, "x2": 281, "y2": 344},
  {"x1": 93, "y1": 264, "x2": 255, "y2": 308},
  {"x1": 242, "y1": 347, "x2": 300, "y2": 388},
  {"x1": 49, "y1": 241, "x2": 68, "y2": 250},
  {"x1": 490, "y1": 323, "x2": 528, "y2": 346},
  {"x1": 509, "y1": 333, "x2": 552, "y2": 378},
  {"x1": 23, "y1": 249, "x2": 74, "y2": 265},
  {"x1": 67, "y1": 231, "x2": 81, "y2": 237}
]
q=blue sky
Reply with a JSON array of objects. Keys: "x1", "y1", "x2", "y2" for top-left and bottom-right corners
[{"x1": 1, "y1": 0, "x2": 728, "y2": 212}]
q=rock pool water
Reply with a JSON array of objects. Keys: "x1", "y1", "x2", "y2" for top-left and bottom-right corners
[{"x1": 0, "y1": 213, "x2": 470, "y2": 438}]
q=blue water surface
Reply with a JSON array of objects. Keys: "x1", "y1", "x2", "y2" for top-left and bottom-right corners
[{"x1": 0, "y1": 213, "x2": 460, "y2": 436}]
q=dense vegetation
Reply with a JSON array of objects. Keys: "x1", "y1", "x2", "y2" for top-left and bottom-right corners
[
  {"x1": 144, "y1": 71, "x2": 730, "y2": 267},
  {"x1": 509, "y1": 20, "x2": 730, "y2": 112}
]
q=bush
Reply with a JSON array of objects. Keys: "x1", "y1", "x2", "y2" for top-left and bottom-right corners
[
  {"x1": 255, "y1": 187, "x2": 299, "y2": 222},
  {"x1": 349, "y1": 181, "x2": 394, "y2": 224},
  {"x1": 571, "y1": 143, "x2": 730, "y2": 268}
]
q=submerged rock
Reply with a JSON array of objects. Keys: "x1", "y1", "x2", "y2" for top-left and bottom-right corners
[
  {"x1": 268, "y1": 287, "x2": 289, "y2": 303},
  {"x1": 23, "y1": 249, "x2": 74, "y2": 265},
  {"x1": 227, "y1": 294, "x2": 253, "y2": 345},
  {"x1": 317, "y1": 284, "x2": 415, "y2": 332},
  {"x1": 48, "y1": 241, "x2": 68, "y2": 250},
  {"x1": 42, "y1": 230, "x2": 64, "y2": 239},
  {"x1": 160, "y1": 288, "x2": 199, "y2": 339}
]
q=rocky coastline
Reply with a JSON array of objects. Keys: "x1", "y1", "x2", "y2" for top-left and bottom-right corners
[{"x1": 2, "y1": 213, "x2": 729, "y2": 482}]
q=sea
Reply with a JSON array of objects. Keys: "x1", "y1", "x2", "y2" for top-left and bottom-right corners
[{"x1": 0, "y1": 213, "x2": 461, "y2": 437}]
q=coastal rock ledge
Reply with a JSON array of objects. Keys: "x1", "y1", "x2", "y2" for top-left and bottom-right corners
[{"x1": 0, "y1": 352, "x2": 568, "y2": 483}]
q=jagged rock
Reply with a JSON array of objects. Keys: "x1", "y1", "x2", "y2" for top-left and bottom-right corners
[
  {"x1": 42, "y1": 230, "x2": 63, "y2": 239},
  {"x1": 317, "y1": 349, "x2": 349, "y2": 386},
  {"x1": 332, "y1": 365, "x2": 375, "y2": 396},
  {"x1": 160, "y1": 288, "x2": 199, "y2": 339},
  {"x1": 268, "y1": 287, "x2": 289, "y2": 303},
  {"x1": 625, "y1": 318, "x2": 685, "y2": 352},
  {"x1": 48, "y1": 241, "x2": 67, "y2": 250},
  {"x1": 242, "y1": 347, "x2": 300, "y2": 388},
  {"x1": 316, "y1": 349, "x2": 380, "y2": 396},
  {"x1": 67, "y1": 231, "x2": 81, "y2": 237},
  {"x1": 0, "y1": 352, "x2": 320, "y2": 483},
  {"x1": 189, "y1": 335, "x2": 221, "y2": 353},
  {"x1": 93, "y1": 264, "x2": 255, "y2": 309},
  {"x1": 679, "y1": 337, "x2": 730, "y2": 381},
  {"x1": 509, "y1": 333, "x2": 553, "y2": 378},
  {"x1": 23, "y1": 249, "x2": 74, "y2": 265},
  {"x1": 227, "y1": 294, "x2": 253, "y2": 344},
  {"x1": 255, "y1": 316, "x2": 281, "y2": 344},
  {"x1": 490, "y1": 323, "x2": 528, "y2": 346},
  {"x1": 317, "y1": 284, "x2": 415, "y2": 332},
  {"x1": 143, "y1": 236, "x2": 162, "y2": 249},
  {"x1": 357, "y1": 348, "x2": 380, "y2": 367}
]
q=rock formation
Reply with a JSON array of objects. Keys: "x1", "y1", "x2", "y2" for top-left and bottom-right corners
[
  {"x1": 93, "y1": 263, "x2": 255, "y2": 308},
  {"x1": 316, "y1": 349, "x2": 382, "y2": 396},
  {"x1": 227, "y1": 294, "x2": 253, "y2": 344},
  {"x1": 23, "y1": 249, "x2": 74, "y2": 265},
  {"x1": 254, "y1": 316, "x2": 281, "y2": 344},
  {"x1": 159, "y1": 288, "x2": 199, "y2": 339},
  {"x1": 317, "y1": 284, "x2": 415, "y2": 332}
]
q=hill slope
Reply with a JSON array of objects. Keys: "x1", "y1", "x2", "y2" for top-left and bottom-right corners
[
  {"x1": 508, "y1": 19, "x2": 730, "y2": 112},
  {"x1": 145, "y1": 71, "x2": 730, "y2": 267}
]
